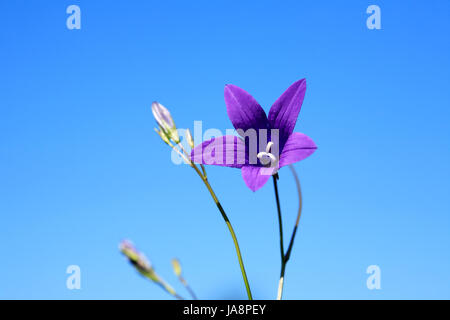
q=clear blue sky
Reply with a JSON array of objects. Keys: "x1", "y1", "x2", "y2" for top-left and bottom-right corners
[{"x1": 0, "y1": 0, "x2": 449, "y2": 299}]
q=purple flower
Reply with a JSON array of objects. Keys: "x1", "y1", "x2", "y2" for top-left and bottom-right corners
[{"x1": 191, "y1": 79, "x2": 317, "y2": 191}]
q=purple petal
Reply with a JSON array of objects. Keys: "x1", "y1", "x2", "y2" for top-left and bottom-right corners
[
  {"x1": 241, "y1": 166, "x2": 272, "y2": 192},
  {"x1": 279, "y1": 132, "x2": 317, "y2": 168},
  {"x1": 268, "y1": 79, "x2": 307, "y2": 148},
  {"x1": 191, "y1": 135, "x2": 246, "y2": 168},
  {"x1": 224, "y1": 84, "x2": 269, "y2": 134}
]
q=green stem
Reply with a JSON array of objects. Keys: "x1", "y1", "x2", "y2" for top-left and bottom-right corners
[
  {"x1": 272, "y1": 174, "x2": 285, "y2": 263},
  {"x1": 286, "y1": 164, "x2": 303, "y2": 263},
  {"x1": 274, "y1": 166, "x2": 303, "y2": 300},
  {"x1": 277, "y1": 262, "x2": 286, "y2": 300},
  {"x1": 185, "y1": 283, "x2": 198, "y2": 300},
  {"x1": 179, "y1": 276, "x2": 198, "y2": 300},
  {"x1": 148, "y1": 273, "x2": 184, "y2": 300},
  {"x1": 273, "y1": 174, "x2": 286, "y2": 300},
  {"x1": 168, "y1": 142, "x2": 252, "y2": 299},
  {"x1": 191, "y1": 164, "x2": 253, "y2": 300}
]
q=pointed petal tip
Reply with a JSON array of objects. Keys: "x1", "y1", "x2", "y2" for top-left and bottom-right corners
[
  {"x1": 223, "y1": 83, "x2": 269, "y2": 133},
  {"x1": 294, "y1": 78, "x2": 306, "y2": 86},
  {"x1": 241, "y1": 166, "x2": 271, "y2": 192},
  {"x1": 287, "y1": 78, "x2": 307, "y2": 92},
  {"x1": 267, "y1": 78, "x2": 308, "y2": 146},
  {"x1": 279, "y1": 132, "x2": 317, "y2": 167},
  {"x1": 224, "y1": 83, "x2": 238, "y2": 92}
]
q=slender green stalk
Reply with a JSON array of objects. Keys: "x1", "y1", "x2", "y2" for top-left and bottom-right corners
[
  {"x1": 272, "y1": 174, "x2": 284, "y2": 262},
  {"x1": 173, "y1": 143, "x2": 252, "y2": 300},
  {"x1": 157, "y1": 278, "x2": 185, "y2": 300},
  {"x1": 192, "y1": 164, "x2": 253, "y2": 300},
  {"x1": 276, "y1": 264, "x2": 286, "y2": 300},
  {"x1": 183, "y1": 280, "x2": 198, "y2": 300},
  {"x1": 177, "y1": 275, "x2": 197, "y2": 300},
  {"x1": 156, "y1": 122, "x2": 252, "y2": 299},
  {"x1": 272, "y1": 174, "x2": 286, "y2": 300},
  {"x1": 286, "y1": 164, "x2": 303, "y2": 263},
  {"x1": 274, "y1": 165, "x2": 303, "y2": 300},
  {"x1": 171, "y1": 258, "x2": 198, "y2": 299},
  {"x1": 140, "y1": 270, "x2": 184, "y2": 300},
  {"x1": 200, "y1": 164, "x2": 207, "y2": 178}
]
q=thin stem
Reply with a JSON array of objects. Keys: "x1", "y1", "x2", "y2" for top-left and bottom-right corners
[
  {"x1": 146, "y1": 273, "x2": 184, "y2": 300},
  {"x1": 166, "y1": 140, "x2": 252, "y2": 299},
  {"x1": 178, "y1": 276, "x2": 198, "y2": 300},
  {"x1": 285, "y1": 165, "x2": 303, "y2": 262},
  {"x1": 276, "y1": 264, "x2": 286, "y2": 300},
  {"x1": 189, "y1": 160, "x2": 253, "y2": 300},
  {"x1": 272, "y1": 174, "x2": 284, "y2": 262},
  {"x1": 275, "y1": 165, "x2": 303, "y2": 300},
  {"x1": 200, "y1": 164, "x2": 207, "y2": 178},
  {"x1": 157, "y1": 281, "x2": 184, "y2": 300},
  {"x1": 273, "y1": 173, "x2": 287, "y2": 300},
  {"x1": 159, "y1": 133, "x2": 252, "y2": 298},
  {"x1": 185, "y1": 283, "x2": 198, "y2": 300}
]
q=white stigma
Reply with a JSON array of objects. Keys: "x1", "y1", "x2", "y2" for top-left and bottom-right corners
[{"x1": 257, "y1": 141, "x2": 279, "y2": 170}]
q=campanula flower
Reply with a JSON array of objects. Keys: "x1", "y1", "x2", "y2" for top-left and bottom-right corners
[{"x1": 191, "y1": 79, "x2": 316, "y2": 191}]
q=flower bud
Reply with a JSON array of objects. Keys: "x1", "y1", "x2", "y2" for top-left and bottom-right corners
[
  {"x1": 119, "y1": 240, "x2": 158, "y2": 281},
  {"x1": 119, "y1": 240, "x2": 182, "y2": 298},
  {"x1": 151, "y1": 101, "x2": 179, "y2": 142},
  {"x1": 154, "y1": 127, "x2": 171, "y2": 146},
  {"x1": 171, "y1": 258, "x2": 182, "y2": 277},
  {"x1": 186, "y1": 129, "x2": 195, "y2": 149}
]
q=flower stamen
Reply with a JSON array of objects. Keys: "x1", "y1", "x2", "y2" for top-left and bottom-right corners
[{"x1": 257, "y1": 141, "x2": 279, "y2": 170}]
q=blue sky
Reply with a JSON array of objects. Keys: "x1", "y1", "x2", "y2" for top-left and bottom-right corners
[{"x1": 0, "y1": 0, "x2": 449, "y2": 299}]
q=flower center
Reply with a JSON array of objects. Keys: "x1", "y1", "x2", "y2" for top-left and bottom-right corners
[{"x1": 257, "y1": 141, "x2": 279, "y2": 169}]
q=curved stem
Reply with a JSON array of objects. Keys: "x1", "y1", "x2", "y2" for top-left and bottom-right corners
[
  {"x1": 161, "y1": 136, "x2": 252, "y2": 299},
  {"x1": 285, "y1": 165, "x2": 303, "y2": 262},
  {"x1": 149, "y1": 274, "x2": 185, "y2": 300},
  {"x1": 184, "y1": 283, "x2": 198, "y2": 300},
  {"x1": 168, "y1": 142, "x2": 252, "y2": 299},
  {"x1": 274, "y1": 166, "x2": 303, "y2": 300},
  {"x1": 191, "y1": 164, "x2": 253, "y2": 300},
  {"x1": 178, "y1": 276, "x2": 198, "y2": 300}
]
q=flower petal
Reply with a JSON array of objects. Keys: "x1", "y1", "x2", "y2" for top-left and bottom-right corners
[
  {"x1": 241, "y1": 166, "x2": 272, "y2": 192},
  {"x1": 191, "y1": 135, "x2": 247, "y2": 168},
  {"x1": 268, "y1": 79, "x2": 307, "y2": 148},
  {"x1": 279, "y1": 132, "x2": 317, "y2": 168},
  {"x1": 224, "y1": 84, "x2": 269, "y2": 134}
]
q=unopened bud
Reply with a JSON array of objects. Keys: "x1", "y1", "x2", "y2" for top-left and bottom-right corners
[
  {"x1": 119, "y1": 240, "x2": 158, "y2": 281},
  {"x1": 151, "y1": 101, "x2": 179, "y2": 142},
  {"x1": 154, "y1": 127, "x2": 171, "y2": 146},
  {"x1": 171, "y1": 258, "x2": 182, "y2": 277},
  {"x1": 186, "y1": 129, "x2": 195, "y2": 149}
]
